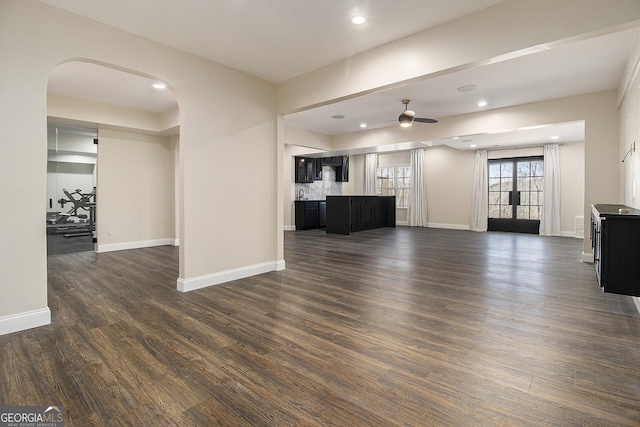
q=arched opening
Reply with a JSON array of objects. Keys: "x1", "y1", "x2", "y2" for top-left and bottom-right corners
[{"x1": 46, "y1": 60, "x2": 181, "y2": 309}]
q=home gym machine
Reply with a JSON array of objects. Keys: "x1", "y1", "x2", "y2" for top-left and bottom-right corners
[{"x1": 46, "y1": 187, "x2": 96, "y2": 238}]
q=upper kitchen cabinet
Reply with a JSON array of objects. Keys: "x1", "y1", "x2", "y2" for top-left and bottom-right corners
[
  {"x1": 295, "y1": 155, "x2": 348, "y2": 183},
  {"x1": 295, "y1": 156, "x2": 315, "y2": 183}
]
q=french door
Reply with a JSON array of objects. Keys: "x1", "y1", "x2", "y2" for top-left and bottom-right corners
[{"x1": 488, "y1": 156, "x2": 543, "y2": 234}]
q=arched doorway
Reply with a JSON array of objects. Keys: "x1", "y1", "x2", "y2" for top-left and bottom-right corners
[{"x1": 46, "y1": 60, "x2": 181, "y2": 296}]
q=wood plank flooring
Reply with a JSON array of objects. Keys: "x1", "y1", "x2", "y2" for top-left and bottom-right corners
[{"x1": 2, "y1": 227, "x2": 639, "y2": 426}]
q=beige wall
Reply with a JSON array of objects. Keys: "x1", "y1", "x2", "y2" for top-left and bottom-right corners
[
  {"x1": 559, "y1": 142, "x2": 586, "y2": 236},
  {"x1": 621, "y1": 36, "x2": 640, "y2": 209},
  {"x1": 619, "y1": 32, "x2": 640, "y2": 309},
  {"x1": 0, "y1": 0, "x2": 278, "y2": 333},
  {"x1": 96, "y1": 129, "x2": 175, "y2": 251},
  {"x1": 424, "y1": 146, "x2": 475, "y2": 229}
]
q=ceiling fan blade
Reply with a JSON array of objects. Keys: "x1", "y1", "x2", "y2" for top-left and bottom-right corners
[
  {"x1": 368, "y1": 119, "x2": 396, "y2": 127},
  {"x1": 414, "y1": 117, "x2": 438, "y2": 124}
]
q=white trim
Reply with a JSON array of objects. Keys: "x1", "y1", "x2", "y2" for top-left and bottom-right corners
[
  {"x1": 97, "y1": 238, "x2": 176, "y2": 253},
  {"x1": 427, "y1": 222, "x2": 471, "y2": 231},
  {"x1": 177, "y1": 261, "x2": 283, "y2": 292},
  {"x1": 581, "y1": 251, "x2": 594, "y2": 263},
  {"x1": 0, "y1": 308, "x2": 51, "y2": 336},
  {"x1": 284, "y1": 225, "x2": 296, "y2": 231},
  {"x1": 633, "y1": 297, "x2": 640, "y2": 315},
  {"x1": 396, "y1": 221, "x2": 408, "y2": 226},
  {"x1": 561, "y1": 231, "x2": 576, "y2": 238}
]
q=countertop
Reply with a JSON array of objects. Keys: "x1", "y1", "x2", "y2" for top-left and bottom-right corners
[{"x1": 593, "y1": 204, "x2": 640, "y2": 217}]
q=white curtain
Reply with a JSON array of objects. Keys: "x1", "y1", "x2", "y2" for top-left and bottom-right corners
[
  {"x1": 469, "y1": 150, "x2": 489, "y2": 232},
  {"x1": 408, "y1": 148, "x2": 428, "y2": 227},
  {"x1": 364, "y1": 153, "x2": 378, "y2": 195},
  {"x1": 540, "y1": 144, "x2": 562, "y2": 236}
]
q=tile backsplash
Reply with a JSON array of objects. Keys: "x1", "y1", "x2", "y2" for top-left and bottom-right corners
[{"x1": 294, "y1": 166, "x2": 342, "y2": 200}]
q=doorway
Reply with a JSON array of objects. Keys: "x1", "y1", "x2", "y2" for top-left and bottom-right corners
[
  {"x1": 47, "y1": 125, "x2": 97, "y2": 255},
  {"x1": 488, "y1": 156, "x2": 543, "y2": 234}
]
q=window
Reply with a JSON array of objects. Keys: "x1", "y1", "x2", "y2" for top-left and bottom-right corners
[{"x1": 377, "y1": 166, "x2": 410, "y2": 207}]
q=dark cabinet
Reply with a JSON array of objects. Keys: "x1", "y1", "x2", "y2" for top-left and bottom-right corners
[
  {"x1": 591, "y1": 204, "x2": 640, "y2": 296},
  {"x1": 295, "y1": 157, "x2": 314, "y2": 183},
  {"x1": 318, "y1": 201, "x2": 326, "y2": 227},
  {"x1": 295, "y1": 200, "x2": 326, "y2": 230},
  {"x1": 323, "y1": 156, "x2": 343, "y2": 166},
  {"x1": 296, "y1": 155, "x2": 348, "y2": 183},
  {"x1": 326, "y1": 196, "x2": 395, "y2": 235},
  {"x1": 295, "y1": 157, "x2": 324, "y2": 182}
]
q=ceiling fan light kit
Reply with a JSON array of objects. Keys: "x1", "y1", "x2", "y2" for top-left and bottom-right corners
[{"x1": 398, "y1": 99, "x2": 437, "y2": 127}]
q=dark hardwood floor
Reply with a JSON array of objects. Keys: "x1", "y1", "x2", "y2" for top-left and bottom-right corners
[{"x1": 2, "y1": 228, "x2": 639, "y2": 426}]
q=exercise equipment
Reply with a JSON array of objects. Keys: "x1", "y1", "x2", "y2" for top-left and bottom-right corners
[{"x1": 47, "y1": 187, "x2": 96, "y2": 238}]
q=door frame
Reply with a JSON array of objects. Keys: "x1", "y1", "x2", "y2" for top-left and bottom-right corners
[{"x1": 488, "y1": 156, "x2": 543, "y2": 234}]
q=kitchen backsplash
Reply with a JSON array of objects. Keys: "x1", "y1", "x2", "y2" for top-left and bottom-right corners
[{"x1": 294, "y1": 166, "x2": 342, "y2": 200}]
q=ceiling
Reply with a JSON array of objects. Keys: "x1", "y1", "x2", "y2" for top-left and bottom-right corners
[
  {"x1": 41, "y1": 1, "x2": 639, "y2": 151},
  {"x1": 38, "y1": 0, "x2": 506, "y2": 83}
]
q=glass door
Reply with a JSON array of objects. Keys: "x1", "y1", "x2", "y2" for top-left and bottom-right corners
[{"x1": 488, "y1": 157, "x2": 543, "y2": 234}]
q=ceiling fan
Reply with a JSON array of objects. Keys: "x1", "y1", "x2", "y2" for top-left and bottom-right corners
[{"x1": 397, "y1": 99, "x2": 438, "y2": 127}]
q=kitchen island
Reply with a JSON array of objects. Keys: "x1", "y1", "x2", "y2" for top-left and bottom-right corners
[{"x1": 326, "y1": 196, "x2": 396, "y2": 235}]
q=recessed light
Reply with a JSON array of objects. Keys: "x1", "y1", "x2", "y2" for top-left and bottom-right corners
[
  {"x1": 152, "y1": 83, "x2": 167, "y2": 89},
  {"x1": 452, "y1": 136, "x2": 459, "y2": 140},
  {"x1": 360, "y1": 123, "x2": 367, "y2": 128},
  {"x1": 457, "y1": 85, "x2": 476, "y2": 92},
  {"x1": 477, "y1": 101, "x2": 488, "y2": 107},
  {"x1": 550, "y1": 135, "x2": 560, "y2": 140},
  {"x1": 332, "y1": 115, "x2": 345, "y2": 119},
  {"x1": 351, "y1": 15, "x2": 366, "y2": 25},
  {"x1": 470, "y1": 144, "x2": 477, "y2": 148}
]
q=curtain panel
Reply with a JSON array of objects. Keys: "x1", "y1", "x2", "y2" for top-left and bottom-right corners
[
  {"x1": 540, "y1": 144, "x2": 562, "y2": 236},
  {"x1": 364, "y1": 153, "x2": 378, "y2": 196},
  {"x1": 408, "y1": 148, "x2": 428, "y2": 227},
  {"x1": 470, "y1": 150, "x2": 488, "y2": 232}
]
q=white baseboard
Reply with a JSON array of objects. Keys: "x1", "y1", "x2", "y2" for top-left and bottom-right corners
[
  {"x1": 581, "y1": 251, "x2": 594, "y2": 263},
  {"x1": 427, "y1": 222, "x2": 471, "y2": 231},
  {"x1": 634, "y1": 297, "x2": 640, "y2": 315},
  {"x1": 284, "y1": 225, "x2": 296, "y2": 231},
  {"x1": 177, "y1": 260, "x2": 283, "y2": 292},
  {"x1": 97, "y1": 238, "x2": 176, "y2": 253},
  {"x1": 0, "y1": 308, "x2": 51, "y2": 336}
]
